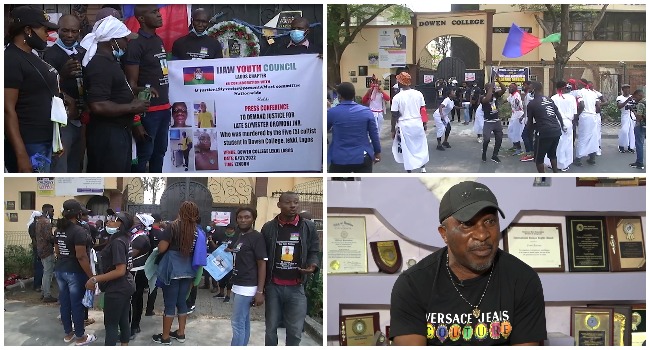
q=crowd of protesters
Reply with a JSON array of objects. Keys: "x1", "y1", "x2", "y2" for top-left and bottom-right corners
[{"x1": 25, "y1": 191, "x2": 320, "y2": 346}]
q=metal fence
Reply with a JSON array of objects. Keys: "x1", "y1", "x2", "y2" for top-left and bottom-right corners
[{"x1": 5, "y1": 231, "x2": 31, "y2": 248}]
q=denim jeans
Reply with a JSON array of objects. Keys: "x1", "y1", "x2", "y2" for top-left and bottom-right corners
[
  {"x1": 55, "y1": 271, "x2": 87, "y2": 337},
  {"x1": 161, "y1": 278, "x2": 192, "y2": 316},
  {"x1": 463, "y1": 105, "x2": 470, "y2": 123},
  {"x1": 5, "y1": 139, "x2": 52, "y2": 173},
  {"x1": 133, "y1": 109, "x2": 170, "y2": 173},
  {"x1": 32, "y1": 247, "x2": 43, "y2": 289},
  {"x1": 231, "y1": 293, "x2": 254, "y2": 346},
  {"x1": 635, "y1": 125, "x2": 645, "y2": 165},
  {"x1": 41, "y1": 254, "x2": 55, "y2": 298},
  {"x1": 265, "y1": 284, "x2": 307, "y2": 346}
]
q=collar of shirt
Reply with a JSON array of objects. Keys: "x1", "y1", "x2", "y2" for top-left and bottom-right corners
[
  {"x1": 287, "y1": 39, "x2": 309, "y2": 49},
  {"x1": 277, "y1": 214, "x2": 299, "y2": 227},
  {"x1": 138, "y1": 29, "x2": 157, "y2": 38}
]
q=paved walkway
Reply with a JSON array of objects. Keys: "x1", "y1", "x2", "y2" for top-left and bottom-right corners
[{"x1": 4, "y1": 284, "x2": 320, "y2": 346}]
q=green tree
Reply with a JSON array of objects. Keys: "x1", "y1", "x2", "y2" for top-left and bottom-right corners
[
  {"x1": 327, "y1": 4, "x2": 409, "y2": 86},
  {"x1": 517, "y1": 5, "x2": 608, "y2": 85}
]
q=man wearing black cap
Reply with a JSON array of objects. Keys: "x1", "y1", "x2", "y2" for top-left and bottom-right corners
[
  {"x1": 208, "y1": 223, "x2": 240, "y2": 301},
  {"x1": 390, "y1": 181, "x2": 547, "y2": 346}
]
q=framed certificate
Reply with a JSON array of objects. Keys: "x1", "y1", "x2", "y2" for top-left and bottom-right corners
[
  {"x1": 606, "y1": 216, "x2": 646, "y2": 271},
  {"x1": 327, "y1": 216, "x2": 368, "y2": 274},
  {"x1": 571, "y1": 307, "x2": 614, "y2": 346},
  {"x1": 504, "y1": 223, "x2": 565, "y2": 272},
  {"x1": 566, "y1": 216, "x2": 609, "y2": 272},
  {"x1": 339, "y1": 312, "x2": 380, "y2": 346}
]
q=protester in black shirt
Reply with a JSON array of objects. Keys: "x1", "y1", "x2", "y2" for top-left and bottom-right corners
[
  {"x1": 171, "y1": 8, "x2": 223, "y2": 60},
  {"x1": 129, "y1": 213, "x2": 154, "y2": 339},
  {"x1": 480, "y1": 77, "x2": 507, "y2": 163},
  {"x1": 44, "y1": 15, "x2": 85, "y2": 173},
  {"x1": 230, "y1": 207, "x2": 266, "y2": 346},
  {"x1": 125, "y1": 5, "x2": 171, "y2": 173},
  {"x1": 209, "y1": 223, "x2": 241, "y2": 301},
  {"x1": 145, "y1": 213, "x2": 164, "y2": 316},
  {"x1": 85, "y1": 211, "x2": 135, "y2": 346},
  {"x1": 54, "y1": 199, "x2": 96, "y2": 345},
  {"x1": 80, "y1": 16, "x2": 145, "y2": 173},
  {"x1": 526, "y1": 81, "x2": 566, "y2": 173},
  {"x1": 390, "y1": 181, "x2": 547, "y2": 346},
  {"x1": 265, "y1": 17, "x2": 321, "y2": 56},
  {"x1": 5, "y1": 6, "x2": 62, "y2": 173}
]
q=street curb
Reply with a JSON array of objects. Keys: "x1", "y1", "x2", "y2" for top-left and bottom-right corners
[
  {"x1": 304, "y1": 315, "x2": 323, "y2": 345},
  {"x1": 5, "y1": 277, "x2": 33, "y2": 291}
]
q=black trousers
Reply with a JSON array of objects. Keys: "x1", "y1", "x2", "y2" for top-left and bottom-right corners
[
  {"x1": 86, "y1": 122, "x2": 132, "y2": 173},
  {"x1": 187, "y1": 285, "x2": 197, "y2": 308},
  {"x1": 130, "y1": 270, "x2": 148, "y2": 329},
  {"x1": 329, "y1": 154, "x2": 373, "y2": 173},
  {"x1": 104, "y1": 292, "x2": 131, "y2": 345},
  {"x1": 218, "y1": 271, "x2": 233, "y2": 289},
  {"x1": 145, "y1": 287, "x2": 158, "y2": 313}
]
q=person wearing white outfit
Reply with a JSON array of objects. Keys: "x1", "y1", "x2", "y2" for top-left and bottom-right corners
[
  {"x1": 574, "y1": 79, "x2": 601, "y2": 166},
  {"x1": 432, "y1": 89, "x2": 461, "y2": 151},
  {"x1": 506, "y1": 83, "x2": 525, "y2": 155},
  {"x1": 473, "y1": 96, "x2": 485, "y2": 143},
  {"x1": 589, "y1": 82, "x2": 605, "y2": 155},
  {"x1": 616, "y1": 84, "x2": 637, "y2": 153},
  {"x1": 544, "y1": 81, "x2": 577, "y2": 171},
  {"x1": 362, "y1": 76, "x2": 390, "y2": 134},
  {"x1": 391, "y1": 72, "x2": 429, "y2": 173}
]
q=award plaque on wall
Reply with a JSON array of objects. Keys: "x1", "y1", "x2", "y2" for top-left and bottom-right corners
[
  {"x1": 339, "y1": 312, "x2": 380, "y2": 346},
  {"x1": 588, "y1": 304, "x2": 632, "y2": 346},
  {"x1": 369, "y1": 240, "x2": 403, "y2": 274},
  {"x1": 504, "y1": 223, "x2": 565, "y2": 272},
  {"x1": 327, "y1": 216, "x2": 368, "y2": 274},
  {"x1": 631, "y1": 304, "x2": 646, "y2": 346},
  {"x1": 571, "y1": 307, "x2": 614, "y2": 346},
  {"x1": 566, "y1": 216, "x2": 609, "y2": 272},
  {"x1": 605, "y1": 216, "x2": 646, "y2": 271}
]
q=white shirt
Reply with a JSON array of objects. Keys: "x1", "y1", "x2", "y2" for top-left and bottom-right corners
[
  {"x1": 435, "y1": 97, "x2": 455, "y2": 117},
  {"x1": 369, "y1": 89, "x2": 387, "y2": 112},
  {"x1": 508, "y1": 91, "x2": 523, "y2": 112},
  {"x1": 391, "y1": 89, "x2": 426, "y2": 121},
  {"x1": 551, "y1": 94, "x2": 578, "y2": 121},
  {"x1": 577, "y1": 88, "x2": 599, "y2": 114},
  {"x1": 617, "y1": 94, "x2": 633, "y2": 120}
]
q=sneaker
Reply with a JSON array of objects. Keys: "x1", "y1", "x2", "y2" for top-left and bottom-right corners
[
  {"x1": 619, "y1": 147, "x2": 626, "y2": 153},
  {"x1": 630, "y1": 163, "x2": 645, "y2": 170},
  {"x1": 481, "y1": 153, "x2": 487, "y2": 162},
  {"x1": 145, "y1": 310, "x2": 155, "y2": 316},
  {"x1": 75, "y1": 334, "x2": 97, "y2": 346},
  {"x1": 520, "y1": 155, "x2": 534, "y2": 162},
  {"x1": 169, "y1": 330, "x2": 186, "y2": 343},
  {"x1": 152, "y1": 334, "x2": 171, "y2": 345},
  {"x1": 477, "y1": 138, "x2": 483, "y2": 143},
  {"x1": 187, "y1": 305, "x2": 196, "y2": 314},
  {"x1": 442, "y1": 142, "x2": 451, "y2": 148},
  {"x1": 130, "y1": 327, "x2": 141, "y2": 340},
  {"x1": 224, "y1": 296, "x2": 231, "y2": 303},
  {"x1": 628, "y1": 148, "x2": 636, "y2": 153},
  {"x1": 42, "y1": 296, "x2": 58, "y2": 303},
  {"x1": 420, "y1": 167, "x2": 427, "y2": 173},
  {"x1": 436, "y1": 145, "x2": 445, "y2": 151},
  {"x1": 491, "y1": 156, "x2": 501, "y2": 163},
  {"x1": 213, "y1": 293, "x2": 225, "y2": 298},
  {"x1": 561, "y1": 166, "x2": 570, "y2": 172}
]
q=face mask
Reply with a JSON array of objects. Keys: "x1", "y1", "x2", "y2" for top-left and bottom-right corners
[
  {"x1": 79, "y1": 220, "x2": 87, "y2": 226},
  {"x1": 225, "y1": 230, "x2": 235, "y2": 237},
  {"x1": 112, "y1": 40, "x2": 125, "y2": 60},
  {"x1": 289, "y1": 29, "x2": 306, "y2": 43},
  {"x1": 191, "y1": 27, "x2": 208, "y2": 37},
  {"x1": 55, "y1": 38, "x2": 79, "y2": 51},
  {"x1": 25, "y1": 30, "x2": 48, "y2": 51},
  {"x1": 205, "y1": 226, "x2": 211, "y2": 232},
  {"x1": 106, "y1": 227, "x2": 119, "y2": 235}
]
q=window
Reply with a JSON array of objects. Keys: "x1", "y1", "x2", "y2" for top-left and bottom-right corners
[
  {"x1": 544, "y1": 11, "x2": 645, "y2": 42},
  {"x1": 20, "y1": 192, "x2": 36, "y2": 210}
]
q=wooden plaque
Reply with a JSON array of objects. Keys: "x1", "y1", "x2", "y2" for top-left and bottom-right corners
[
  {"x1": 606, "y1": 216, "x2": 646, "y2": 271},
  {"x1": 369, "y1": 240, "x2": 403, "y2": 274}
]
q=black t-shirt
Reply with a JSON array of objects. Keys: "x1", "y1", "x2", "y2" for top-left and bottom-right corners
[
  {"x1": 42, "y1": 45, "x2": 87, "y2": 109},
  {"x1": 171, "y1": 33, "x2": 223, "y2": 60},
  {"x1": 232, "y1": 230, "x2": 267, "y2": 287},
  {"x1": 272, "y1": 224, "x2": 302, "y2": 282},
  {"x1": 390, "y1": 247, "x2": 547, "y2": 345},
  {"x1": 527, "y1": 96, "x2": 563, "y2": 139},
  {"x1": 130, "y1": 227, "x2": 151, "y2": 269},
  {"x1": 149, "y1": 226, "x2": 163, "y2": 252},
  {"x1": 100, "y1": 234, "x2": 135, "y2": 296},
  {"x1": 83, "y1": 54, "x2": 134, "y2": 128},
  {"x1": 481, "y1": 91, "x2": 505, "y2": 121},
  {"x1": 212, "y1": 231, "x2": 240, "y2": 253},
  {"x1": 54, "y1": 224, "x2": 88, "y2": 273},
  {"x1": 160, "y1": 224, "x2": 197, "y2": 254},
  {"x1": 5, "y1": 44, "x2": 57, "y2": 143},
  {"x1": 266, "y1": 37, "x2": 321, "y2": 56},
  {"x1": 124, "y1": 30, "x2": 170, "y2": 107}
]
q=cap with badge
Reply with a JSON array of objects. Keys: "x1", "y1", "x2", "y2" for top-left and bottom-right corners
[
  {"x1": 439, "y1": 181, "x2": 506, "y2": 224},
  {"x1": 11, "y1": 6, "x2": 59, "y2": 30}
]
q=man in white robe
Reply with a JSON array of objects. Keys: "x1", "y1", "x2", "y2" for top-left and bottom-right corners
[
  {"x1": 574, "y1": 79, "x2": 601, "y2": 166},
  {"x1": 506, "y1": 83, "x2": 524, "y2": 155},
  {"x1": 545, "y1": 81, "x2": 577, "y2": 171},
  {"x1": 616, "y1": 83, "x2": 636, "y2": 153},
  {"x1": 391, "y1": 72, "x2": 429, "y2": 173}
]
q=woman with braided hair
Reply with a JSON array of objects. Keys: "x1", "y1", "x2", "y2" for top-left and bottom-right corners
[{"x1": 152, "y1": 201, "x2": 200, "y2": 345}]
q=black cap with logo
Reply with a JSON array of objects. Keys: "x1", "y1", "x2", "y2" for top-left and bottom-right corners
[
  {"x1": 11, "y1": 6, "x2": 59, "y2": 30},
  {"x1": 439, "y1": 181, "x2": 505, "y2": 223}
]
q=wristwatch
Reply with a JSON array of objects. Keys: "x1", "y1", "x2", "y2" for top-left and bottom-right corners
[{"x1": 91, "y1": 277, "x2": 98, "y2": 284}]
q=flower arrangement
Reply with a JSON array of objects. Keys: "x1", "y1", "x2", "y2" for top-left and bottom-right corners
[{"x1": 208, "y1": 21, "x2": 260, "y2": 57}]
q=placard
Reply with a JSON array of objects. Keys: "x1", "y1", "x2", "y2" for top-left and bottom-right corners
[
  {"x1": 164, "y1": 54, "x2": 323, "y2": 172},
  {"x1": 55, "y1": 178, "x2": 104, "y2": 196},
  {"x1": 36, "y1": 177, "x2": 55, "y2": 196},
  {"x1": 606, "y1": 216, "x2": 646, "y2": 271},
  {"x1": 566, "y1": 216, "x2": 609, "y2": 272},
  {"x1": 340, "y1": 312, "x2": 380, "y2": 346},
  {"x1": 504, "y1": 223, "x2": 565, "y2": 272},
  {"x1": 571, "y1": 307, "x2": 614, "y2": 346},
  {"x1": 211, "y1": 211, "x2": 231, "y2": 226},
  {"x1": 327, "y1": 216, "x2": 368, "y2": 274},
  {"x1": 378, "y1": 28, "x2": 407, "y2": 68}
]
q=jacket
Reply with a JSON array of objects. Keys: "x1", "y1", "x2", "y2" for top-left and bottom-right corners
[{"x1": 261, "y1": 215, "x2": 320, "y2": 285}]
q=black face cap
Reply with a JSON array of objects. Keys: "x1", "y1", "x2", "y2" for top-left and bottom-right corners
[
  {"x1": 439, "y1": 181, "x2": 505, "y2": 223},
  {"x1": 11, "y1": 6, "x2": 59, "y2": 30}
]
